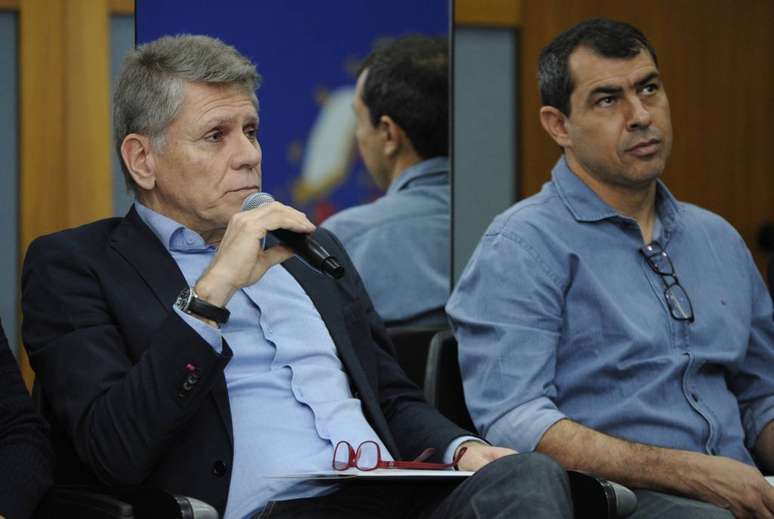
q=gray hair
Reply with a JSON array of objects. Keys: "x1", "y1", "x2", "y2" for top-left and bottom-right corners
[{"x1": 113, "y1": 34, "x2": 261, "y2": 194}]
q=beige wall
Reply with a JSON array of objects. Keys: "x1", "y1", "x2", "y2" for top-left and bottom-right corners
[
  {"x1": 457, "y1": 0, "x2": 774, "y2": 274},
  {"x1": 519, "y1": 0, "x2": 774, "y2": 273}
]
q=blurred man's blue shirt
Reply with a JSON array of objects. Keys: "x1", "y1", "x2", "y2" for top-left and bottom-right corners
[{"x1": 323, "y1": 157, "x2": 449, "y2": 327}]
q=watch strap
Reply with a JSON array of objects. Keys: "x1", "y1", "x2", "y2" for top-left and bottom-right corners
[{"x1": 176, "y1": 287, "x2": 230, "y2": 325}]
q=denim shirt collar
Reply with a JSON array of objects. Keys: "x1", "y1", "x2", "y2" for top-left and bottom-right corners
[
  {"x1": 551, "y1": 155, "x2": 682, "y2": 241},
  {"x1": 133, "y1": 201, "x2": 212, "y2": 252},
  {"x1": 387, "y1": 156, "x2": 449, "y2": 195}
]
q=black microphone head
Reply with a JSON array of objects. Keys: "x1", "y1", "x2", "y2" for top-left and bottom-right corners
[{"x1": 241, "y1": 192, "x2": 275, "y2": 212}]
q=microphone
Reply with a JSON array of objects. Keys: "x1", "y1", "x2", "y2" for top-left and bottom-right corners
[{"x1": 241, "y1": 192, "x2": 344, "y2": 279}]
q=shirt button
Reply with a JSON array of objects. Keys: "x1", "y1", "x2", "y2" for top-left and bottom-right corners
[{"x1": 212, "y1": 460, "x2": 228, "y2": 477}]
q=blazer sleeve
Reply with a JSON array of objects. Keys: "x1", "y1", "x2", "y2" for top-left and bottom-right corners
[
  {"x1": 0, "y1": 320, "x2": 53, "y2": 519},
  {"x1": 321, "y1": 229, "x2": 473, "y2": 461},
  {"x1": 21, "y1": 232, "x2": 232, "y2": 487}
]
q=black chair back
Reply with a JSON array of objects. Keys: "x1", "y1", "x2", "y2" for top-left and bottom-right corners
[
  {"x1": 387, "y1": 326, "x2": 446, "y2": 389},
  {"x1": 423, "y1": 330, "x2": 475, "y2": 432}
]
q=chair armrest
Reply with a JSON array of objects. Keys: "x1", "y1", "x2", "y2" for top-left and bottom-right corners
[
  {"x1": 36, "y1": 486, "x2": 133, "y2": 518},
  {"x1": 35, "y1": 485, "x2": 219, "y2": 519},
  {"x1": 133, "y1": 488, "x2": 218, "y2": 519},
  {"x1": 567, "y1": 471, "x2": 637, "y2": 518}
]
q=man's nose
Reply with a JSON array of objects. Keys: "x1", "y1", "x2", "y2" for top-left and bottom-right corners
[
  {"x1": 232, "y1": 133, "x2": 261, "y2": 170},
  {"x1": 627, "y1": 96, "x2": 652, "y2": 131}
]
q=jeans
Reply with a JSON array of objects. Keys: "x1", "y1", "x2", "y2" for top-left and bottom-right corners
[{"x1": 629, "y1": 490, "x2": 733, "y2": 519}]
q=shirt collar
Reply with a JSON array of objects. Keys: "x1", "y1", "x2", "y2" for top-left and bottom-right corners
[
  {"x1": 387, "y1": 156, "x2": 449, "y2": 195},
  {"x1": 133, "y1": 201, "x2": 212, "y2": 252},
  {"x1": 653, "y1": 181, "x2": 681, "y2": 241},
  {"x1": 552, "y1": 155, "x2": 682, "y2": 236}
]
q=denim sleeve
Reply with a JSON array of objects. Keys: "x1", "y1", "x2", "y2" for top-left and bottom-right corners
[
  {"x1": 173, "y1": 306, "x2": 223, "y2": 354},
  {"x1": 447, "y1": 230, "x2": 567, "y2": 453},
  {"x1": 730, "y1": 246, "x2": 774, "y2": 452}
]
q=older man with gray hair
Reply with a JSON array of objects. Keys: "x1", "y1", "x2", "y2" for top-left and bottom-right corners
[{"x1": 21, "y1": 34, "x2": 573, "y2": 519}]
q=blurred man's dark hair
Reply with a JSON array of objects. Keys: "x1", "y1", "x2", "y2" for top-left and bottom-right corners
[{"x1": 359, "y1": 35, "x2": 448, "y2": 159}]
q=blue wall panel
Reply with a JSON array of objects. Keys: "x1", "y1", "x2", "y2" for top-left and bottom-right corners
[
  {"x1": 0, "y1": 13, "x2": 19, "y2": 355},
  {"x1": 452, "y1": 28, "x2": 518, "y2": 283},
  {"x1": 111, "y1": 14, "x2": 136, "y2": 216}
]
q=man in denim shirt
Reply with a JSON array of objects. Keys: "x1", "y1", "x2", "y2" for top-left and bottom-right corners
[
  {"x1": 323, "y1": 37, "x2": 450, "y2": 327},
  {"x1": 448, "y1": 18, "x2": 774, "y2": 518}
]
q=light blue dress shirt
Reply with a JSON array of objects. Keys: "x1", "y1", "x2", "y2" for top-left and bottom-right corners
[
  {"x1": 322, "y1": 157, "x2": 450, "y2": 327},
  {"x1": 447, "y1": 157, "x2": 774, "y2": 466},
  {"x1": 135, "y1": 202, "x2": 470, "y2": 518},
  {"x1": 134, "y1": 203, "x2": 390, "y2": 519}
]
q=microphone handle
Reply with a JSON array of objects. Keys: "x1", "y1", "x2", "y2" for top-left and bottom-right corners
[{"x1": 270, "y1": 229, "x2": 344, "y2": 279}]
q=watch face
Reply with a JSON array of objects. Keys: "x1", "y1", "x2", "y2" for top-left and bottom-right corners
[{"x1": 175, "y1": 287, "x2": 192, "y2": 311}]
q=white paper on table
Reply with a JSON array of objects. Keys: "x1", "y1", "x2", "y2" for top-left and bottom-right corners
[
  {"x1": 265, "y1": 468, "x2": 475, "y2": 481},
  {"x1": 767, "y1": 476, "x2": 774, "y2": 487}
]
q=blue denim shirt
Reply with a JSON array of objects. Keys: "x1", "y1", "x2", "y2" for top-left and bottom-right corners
[
  {"x1": 322, "y1": 157, "x2": 449, "y2": 327},
  {"x1": 447, "y1": 157, "x2": 774, "y2": 466}
]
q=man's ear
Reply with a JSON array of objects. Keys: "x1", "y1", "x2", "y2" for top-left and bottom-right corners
[
  {"x1": 120, "y1": 134, "x2": 157, "y2": 191},
  {"x1": 539, "y1": 106, "x2": 572, "y2": 148},
  {"x1": 377, "y1": 115, "x2": 406, "y2": 158}
]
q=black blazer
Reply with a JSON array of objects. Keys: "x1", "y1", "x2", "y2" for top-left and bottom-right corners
[{"x1": 21, "y1": 207, "x2": 469, "y2": 516}]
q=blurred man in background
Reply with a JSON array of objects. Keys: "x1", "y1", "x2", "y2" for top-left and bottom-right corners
[{"x1": 323, "y1": 36, "x2": 450, "y2": 328}]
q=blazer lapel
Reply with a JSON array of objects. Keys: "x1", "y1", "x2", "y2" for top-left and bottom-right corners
[
  {"x1": 280, "y1": 255, "x2": 401, "y2": 457},
  {"x1": 108, "y1": 206, "x2": 186, "y2": 310},
  {"x1": 108, "y1": 207, "x2": 234, "y2": 446}
]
